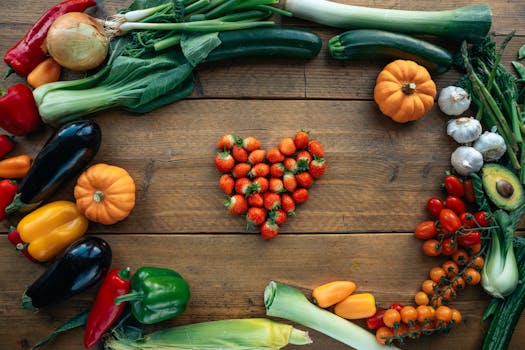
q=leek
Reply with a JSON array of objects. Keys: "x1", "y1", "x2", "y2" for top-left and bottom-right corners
[
  {"x1": 285, "y1": 0, "x2": 492, "y2": 43},
  {"x1": 481, "y1": 210, "x2": 520, "y2": 298},
  {"x1": 104, "y1": 318, "x2": 312, "y2": 349},
  {"x1": 264, "y1": 281, "x2": 400, "y2": 350}
]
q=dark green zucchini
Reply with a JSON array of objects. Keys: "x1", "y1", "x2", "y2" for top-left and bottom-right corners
[
  {"x1": 206, "y1": 27, "x2": 323, "y2": 62},
  {"x1": 328, "y1": 29, "x2": 453, "y2": 74}
]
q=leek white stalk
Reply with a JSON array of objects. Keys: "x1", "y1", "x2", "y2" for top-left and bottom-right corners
[
  {"x1": 481, "y1": 210, "x2": 520, "y2": 298},
  {"x1": 105, "y1": 318, "x2": 312, "y2": 350},
  {"x1": 264, "y1": 281, "x2": 400, "y2": 350},
  {"x1": 285, "y1": 0, "x2": 492, "y2": 43}
]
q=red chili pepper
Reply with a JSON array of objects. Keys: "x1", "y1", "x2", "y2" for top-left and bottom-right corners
[
  {"x1": 366, "y1": 309, "x2": 385, "y2": 330},
  {"x1": 84, "y1": 267, "x2": 131, "y2": 348},
  {"x1": 0, "y1": 135, "x2": 15, "y2": 159},
  {"x1": 0, "y1": 179, "x2": 18, "y2": 221},
  {"x1": 3, "y1": 0, "x2": 96, "y2": 77},
  {"x1": 7, "y1": 229, "x2": 37, "y2": 262},
  {"x1": 0, "y1": 84, "x2": 41, "y2": 136}
]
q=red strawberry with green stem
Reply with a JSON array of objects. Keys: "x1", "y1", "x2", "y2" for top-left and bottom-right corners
[
  {"x1": 292, "y1": 188, "x2": 309, "y2": 204},
  {"x1": 219, "y1": 174, "x2": 234, "y2": 195},
  {"x1": 217, "y1": 134, "x2": 237, "y2": 150},
  {"x1": 279, "y1": 137, "x2": 296, "y2": 156},
  {"x1": 309, "y1": 156, "x2": 326, "y2": 179},
  {"x1": 224, "y1": 194, "x2": 248, "y2": 215},
  {"x1": 214, "y1": 151, "x2": 235, "y2": 173},
  {"x1": 242, "y1": 136, "x2": 261, "y2": 152},
  {"x1": 232, "y1": 163, "x2": 251, "y2": 178},
  {"x1": 235, "y1": 177, "x2": 252, "y2": 195},
  {"x1": 260, "y1": 221, "x2": 279, "y2": 240},
  {"x1": 246, "y1": 207, "x2": 267, "y2": 229},
  {"x1": 283, "y1": 172, "x2": 297, "y2": 193},
  {"x1": 294, "y1": 130, "x2": 310, "y2": 149},
  {"x1": 270, "y1": 163, "x2": 285, "y2": 178},
  {"x1": 269, "y1": 178, "x2": 285, "y2": 193},
  {"x1": 281, "y1": 193, "x2": 296, "y2": 215},
  {"x1": 296, "y1": 171, "x2": 314, "y2": 188},
  {"x1": 308, "y1": 140, "x2": 324, "y2": 157},
  {"x1": 296, "y1": 150, "x2": 312, "y2": 171},
  {"x1": 263, "y1": 192, "x2": 281, "y2": 210},
  {"x1": 247, "y1": 193, "x2": 264, "y2": 207}
]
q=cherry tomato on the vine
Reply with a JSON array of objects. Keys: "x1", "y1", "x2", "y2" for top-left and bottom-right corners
[
  {"x1": 427, "y1": 197, "x2": 445, "y2": 219},
  {"x1": 439, "y1": 209, "x2": 462, "y2": 233},
  {"x1": 422, "y1": 239, "x2": 441, "y2": 256},
  {"x1": 414, "y1": 221, "x2": 438, "y2": 240},
  {"x1": 445, "y1": 195, "x2": 466, "y2": 215},
  {"x1": 460, "y1": 212, "x2": 476, "y2": 228},
  {"x1": 474, "y1": 211, "x2": 491, "y2": 227},
  {"x1": 457, "y1": 230, "x2": 481, "y2": 247},
  {"x1": 441, "y1": 237, "x2": 458, "y2": 256},
  {"x1": 444, "y1": 175, "x2": 464, "y2": 197},
  {"x1": 463, "y1": 178, "x2": 476, "y2": 203}
]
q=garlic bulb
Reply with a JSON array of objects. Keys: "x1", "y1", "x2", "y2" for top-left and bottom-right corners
[
  {"x1": 438, "y1": 86, "x2": 471, "y2": 116},
  {"x1": 447, "y1": 117, "x2": 482, "y2": 144},
  {"x1": 474, "y1": 131, "x2": 507, "y2": 161},
  {"x1": 451, "y1": 146, "x2": 484, "y2": 176}
]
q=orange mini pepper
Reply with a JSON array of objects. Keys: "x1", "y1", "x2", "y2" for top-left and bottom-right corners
[
  {"x1": 7, "y1": 200, "x2": 88, "y2": 262},
  {"x1": 0, "y1": 154, "x2": 32, "y2": 178},
  {"x1": 27, "y1": 57, "x2": 62, "y2": 88},
  {"x1": 334, "y1": 293, "x2": 377, "y2": 320},
  {"x1": 312, "y1": 280, "x2": 356, "y2": 308}
]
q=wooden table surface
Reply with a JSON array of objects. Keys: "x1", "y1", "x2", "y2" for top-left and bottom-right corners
[{"x1": 1, "y1": 0, "x2": 524, "y2": 349}]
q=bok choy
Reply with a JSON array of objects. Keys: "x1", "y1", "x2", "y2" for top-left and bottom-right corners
[
  {"x1": 264, "y1": 281, "x2": 400, "y2": 350},
  {"x1": 285, "y1": 0, "x2": 492, "y2": 43}
]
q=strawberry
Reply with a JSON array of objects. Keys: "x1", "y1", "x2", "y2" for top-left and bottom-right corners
[
  {"x1": 294, "y1": 130, "x2": 310, "y2": 149},
  {"x1": 250, "y1": 177, "x2": 269, "y2": 194},
  {"x1": 224, "y1": 194, "x2": 248, "y2": 215},
  {"x1": 283, "y1": 172, "x2": 297, "y2": 192},
  {"x1": 247, "y1": 192, "x2": 264, "y2": 207},
  {"x1": 260, "y1": 220, "x2": 279, "y2": 240},
  {"x1": 270, "y1": 163, "x2": 285, "y2": 178},
  {"x1": 295, "y1": 171, "x2": 314, "y2": 188},
  {"x1": 309, "y1": 156, "x2": 326, "y2": 179},
  {"x1": 296, "y1": 150, "x2": 312, "y2": 171},
  {"x1": 269, "y1": 178, "x2": 285, "y2": 193},
  {"x1": 279, "y1": 137, "x2": 296, "y2": 156},
  {"x1": 249, "y1": 163, "x2": 270, "y2": 178},
  {"x1": 263, "y1": 192, "x2": 281, "y2": 210},
  {"x1": 283, "y1": 157, "x2": 298, "y2": 174},
  {"x1": 292, "y1": 188, "x2": 309, "y2": 204},
  {"x1": 247, "y1": 149, "x2": 266, "y2": 165},
  {"x1": 242, "y1": 136, "x2": 261, "y2": 152},
  {"x1": 219, "y1": 174, "x2": 234, "y2": 195},
  {"x1": 267, "y1": 148, "x2": 285, "y2": 163},
  {"x1": 232, "y1": 163, "x2": 251, "y2": 178},
  {"x1": 234, "y1": 177, "x2": 252, "y2": 195},
  {"x1": 308, "y1": 140, "x2": 324, "y2": 157},
  {"x1": 271, "y1": 209, "x2": 287, "y2": 225},
  {"x1": 281, "y1": 193, "x2": 296, "y2": 215},
  {"x1": 217, "y1": 134, "x2": 237, "y2": 150},
  {"x1": 214, "y1": 151, "x2": 235, "y2": 173},
  {"x1": 246, "y1": 207, "x2": 267, "y2": 229},
  {"x1": 232, "y1": 145, "x2": 248, "y2": 163}
]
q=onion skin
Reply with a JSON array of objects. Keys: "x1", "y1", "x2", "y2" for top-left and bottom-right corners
[{"x1": 46, "y1": 12, "x2": 108, "y2": 71}]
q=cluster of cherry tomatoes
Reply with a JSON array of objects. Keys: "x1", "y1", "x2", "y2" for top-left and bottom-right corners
[{"x1": 371, "y1": 173, "x2": 492, "y2": 345}]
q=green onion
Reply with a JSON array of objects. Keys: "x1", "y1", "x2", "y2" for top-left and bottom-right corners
[
  {"x1": 104, "y1": 318, "x2": 312, "y2": 349},
  {"x1": 264, "y1": 281, "x2": 400, "y2": 350},
  {"x1": 285, "y1": 0, "x2": 492, "y2": 43}
]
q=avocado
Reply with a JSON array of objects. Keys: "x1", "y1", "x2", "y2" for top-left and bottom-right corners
[{"x1": 481, "y1": 163, "x2": 524, "y2": 211}]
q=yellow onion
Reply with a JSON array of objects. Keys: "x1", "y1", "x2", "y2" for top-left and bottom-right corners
[{"x1": 46, "y1": 12, "x2": 108, "y2": 71}]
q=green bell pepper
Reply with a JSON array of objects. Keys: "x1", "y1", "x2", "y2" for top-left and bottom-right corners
[{"x1": 115, "y1": 266, "x2": 190, "y2": 324}]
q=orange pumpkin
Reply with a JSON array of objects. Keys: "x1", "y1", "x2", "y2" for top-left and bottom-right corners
[
  {"x1": 74, "y1": 163, "x2": 136, "y2": 225},
  {"x1": 374, "y1": 59, "x2": 437, "y2": 123}
]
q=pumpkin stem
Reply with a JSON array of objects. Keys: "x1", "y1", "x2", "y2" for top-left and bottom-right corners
[
  {"x1": 402, "y1": 82, "x2": 417, "y2": 95},
  {"x1": 93, "y1": 190, "x2": 105, "y2": 203}
]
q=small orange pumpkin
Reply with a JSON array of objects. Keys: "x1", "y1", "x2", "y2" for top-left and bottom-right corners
[
  {"x1": 374, "y1": 59, "x2": 437, "y2": 123},
  {"x1": 74, "y1": 163, "x2": 136, "y2": 225}
]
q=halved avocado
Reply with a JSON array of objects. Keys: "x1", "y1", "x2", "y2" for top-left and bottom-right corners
[{"x1": 481, "y1": 164, "x2": 524, "y2": 211}]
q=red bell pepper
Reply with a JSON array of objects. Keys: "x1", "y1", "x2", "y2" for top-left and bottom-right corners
[
  {"x1": 4, "y1": 0, "x2": 97, "y2": 77},
  {"x1": 84, "y1": 267, "x2": 131, "y2": 348},
  {"x1": 0, "y1": 135, "x2": 15, "y2": 159},
  {"x1": 0, "y1": 179, "x2": 18, "y2": 221},
  {"x1": 0, "y1": 84, "x2": 41, "y2": 136}
]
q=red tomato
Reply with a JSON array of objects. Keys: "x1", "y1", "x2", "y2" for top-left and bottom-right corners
[
  {"x1": 463, "y1": 178, "x2": 476, "y2": 203},
  {"x1": 445, "y1": 195, "x2": 466, "y2": 215},
  {"x1": 414, "y1": 221, "x2": 438, "y2": 240},
  {"x1": 439, "y1": 209, "x2": 462, "y2": 233},
  {"x1": 460, "y1": 212, "x2": 475, "y2": 228},
  {"x1": 441, "y1": 237, "x2": 459, "y2": 256},
  {"x1": 444, "y1": 175, "x2": 464, "y2": 197},
  {"x1": 427, "y1": 197, "x2": 445, "y2": 219},
  {"x1": 458, "y1": 230, "x2": 481, "y2": 247},
  {"x1": 474, "y1": 211, "x2": 491, "y2": 227}
]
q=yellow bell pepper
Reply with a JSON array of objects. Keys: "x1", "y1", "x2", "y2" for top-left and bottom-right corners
[{"x1": 7, "y1": 201, "x2": 88, "y2": 262}]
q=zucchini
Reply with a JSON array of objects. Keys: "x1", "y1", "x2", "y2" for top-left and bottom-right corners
[
  {"x1": 206, "y1": 27, "x2": 323, "y2": 62},
  {"x1": 482, "y1": 236, "x2": 525, "y2": 350},
  {"x1": 328, "y1": 29, "x2": 453, "y2": 74}
]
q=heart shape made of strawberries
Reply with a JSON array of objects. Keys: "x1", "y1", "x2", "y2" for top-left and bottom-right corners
[{"x1": 214, "y1": 131, "x2": 326, "y2": 240}]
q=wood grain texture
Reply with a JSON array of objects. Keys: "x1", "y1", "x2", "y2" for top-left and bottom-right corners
[{"x1": 0, "y1": 0, "x2": 524, "y2": 350}]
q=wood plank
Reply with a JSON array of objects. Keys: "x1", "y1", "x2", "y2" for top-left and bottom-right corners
[
  {"x1": 0, "y1": 99, "x2": 458, "y2": 234},
  {"x1": 0, "y1": 233, "x2": 523, "y2": 350}
]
